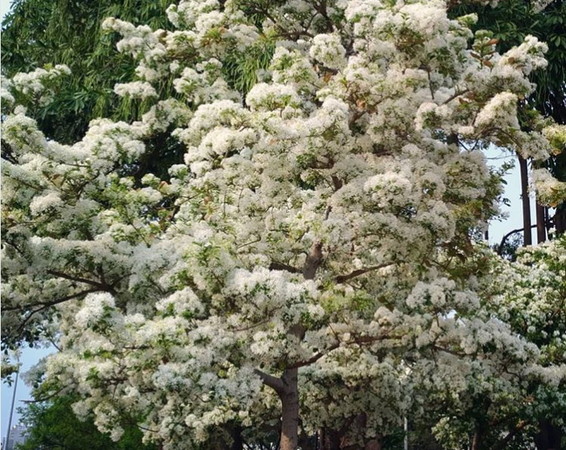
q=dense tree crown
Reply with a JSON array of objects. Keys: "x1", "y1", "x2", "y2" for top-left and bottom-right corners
[
  {"x1": 17, "y1": 395, "x2": 157, "y2": 450},
  {"x1": 2, "y1": 0, "x2": 566, "y2": 449},
  {"x1": 1, "y1": 0, "x2": 173, "y2": 142}
]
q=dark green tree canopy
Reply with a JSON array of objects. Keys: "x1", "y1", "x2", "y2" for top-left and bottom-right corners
[
  {"x1": 1, "y1": 0, "x2": 173, "y2": 143},
  {"x1": 17, "y1": 395, "x2": 157, "y2": 450}
]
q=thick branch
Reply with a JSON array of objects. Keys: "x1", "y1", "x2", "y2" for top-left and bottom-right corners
[
  {"x1": 47, "y1": 270, "x2": 116, "y2": 294},
  {"x1": 3, "y1": 288, "x2": 100, "y2": 312},
  {"x1": 432, "y1": 345, "x2": 466, "y2": 357},
  {"x1": 289, "y1": 333, "x2": 400, "y2": 370},
  {"x1": 335, "y1": 263, "x2": 392, "y2": 284},
  {"x1": 303, "y1": 242, "x2": 323, "y2": 280},
  {"x1": 254, "y1": 368, "x2": 285, "y2": 394},
  {"x1": 269, "y1": 262, "x2": 301, "y2": 274}
]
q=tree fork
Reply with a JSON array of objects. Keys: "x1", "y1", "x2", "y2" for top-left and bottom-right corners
[{"x1": 275, "y1": 241, "x2": 326, "y2": 450}]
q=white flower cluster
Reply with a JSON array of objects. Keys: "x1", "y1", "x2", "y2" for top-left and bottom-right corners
[
  {"x1": 531, "y1": 168, "x2": 566, "y2": 207},
  {"x1": 74, "y1": 293, "x2": 116, "y2": 328},
  {"x1": 309, "y1": 33, "x2": 347, "y2": 70},
  {"x1": 114, "y1": 81, "x2": 158, "y2": 99},
  {"x1": 1, "y1": 76, "x2": 15, "y2": 107},
  {"x1": 474, "y1": 92, "x2": 520, "y2": 130},
  {"x1": 543, "y1": 124, "x2": 566, "y2": 153},
  {"x1": 11, "y1": 65, "x2": 71, "y2": 105}
]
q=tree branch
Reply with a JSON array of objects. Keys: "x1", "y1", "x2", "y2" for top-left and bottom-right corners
[
  {"x1": 270, "y1": 262, "x2": 301, "y2": 274},
  {"x1": 432, "y1": 345, "x2": 466, "y2": 357},
  {"x1": 9, "y1": 288, "x2": 102, "y2": 343},
  {"x1": 335, "y1": 263, "x2": 391, "y2": 284},
  {"x1": 254, "y1": 368, "x2": 285, "y2": 394},
  {"x1": 47, "y1": 270, "x2": 116, "y2": 294},
  {"x1": 303, "y1": 242, "x2": 323, "y2": 280},
  {"x1": 3, "y1": 288, "x2": 101, "y2": 312},
  {"x1": 491, "y1": 421, "x2": 527, "y2": 450},
  {"x1": 497, "y1": 224, "x2": 537, "y2": 255},
  {"x1": 289, "y1": 341, "x2": 341, "y2": 369}
]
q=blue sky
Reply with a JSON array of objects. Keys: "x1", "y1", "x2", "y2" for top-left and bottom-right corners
[{"x1": 0, "y1": 0, "x2": 532, "y2": 441}]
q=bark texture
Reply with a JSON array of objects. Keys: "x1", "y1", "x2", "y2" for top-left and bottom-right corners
[{"x1": 279, "y1": 368, "x2": 300, "y2": 450}]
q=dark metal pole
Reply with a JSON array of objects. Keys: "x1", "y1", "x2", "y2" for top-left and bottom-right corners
[
  {"x1": 536, "y1": 202, "x2": 546, "y2": 243},
  {"x1": 518, "y1": 155, "x2": 532, "y2": 246}
]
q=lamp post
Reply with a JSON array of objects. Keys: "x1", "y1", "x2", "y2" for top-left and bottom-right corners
[{"x1": 5, "y1": 361, "x2": 20, "y2": 450}]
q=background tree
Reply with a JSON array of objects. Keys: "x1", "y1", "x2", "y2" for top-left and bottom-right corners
[
  {"x1": 17, "y1": 395, "x2": 157, "y2": 450},
  {"x1": 1, "y1": 0, "x2": 274, "y2": 185},
  {"x1": 1, "y1": 0, "x2": 173, "y2": 143},
  {"x1": 450, "y1": 0, "x2": 566, "y2": 240}
]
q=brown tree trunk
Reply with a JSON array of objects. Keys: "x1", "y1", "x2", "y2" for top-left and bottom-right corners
[
  {"x1": 519, "y1": 155, "x2": 532, "y2": 246},
  {"x1": 471, "y1": 430, "x2": 482, "y2": 450},
  {"x1": 259, "y1": 242, "x2": 324, "y2": 450},
  {"x1": 280, "y1": 367, "x2": 300, "y2": 450},
  {"x1": 470, "y1": 422, "x2": 487, "y2": 450},
  {"x1": 365, "y1": 438, "x2": 383, "y2": 450},
  {"x1": 471, "y1": 431, "x2": 480, "y2": 450}
]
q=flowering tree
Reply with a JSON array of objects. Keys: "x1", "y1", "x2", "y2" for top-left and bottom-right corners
[
  {"x1": 2, "y1": 0, "x2": 564, "y2": 449},
  {"x1": 486, "y1": 235, "x2": 566, "y2": 449},
  {"x1": 405, "y1": 235, "x2": 566, "y2": 450},
  {"x1": 450, "y1": 0, "x2": 566, "y2": 244}
]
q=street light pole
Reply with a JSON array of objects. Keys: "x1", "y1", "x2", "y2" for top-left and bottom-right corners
[{"x1": 5, "y1": 366, "x2": 20, "y2": 450}]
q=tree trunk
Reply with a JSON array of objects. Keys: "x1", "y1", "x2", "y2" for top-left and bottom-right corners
[
  {"x1": 471, "y1": 431, "x2": 480, "y2": 450},
  {"x1": 470, "y1": 423, "x2": 487, "y2": 450},
  {"x1": 280, "y1": 367, "x2": 300, "y2": 450},
  {"x1": 555, "y1": 205, "x2": 566, "y2": 235},
  {"x1": 535, "y1": 420, "x2": 562, "y2": 450},
  {"x1": 320, "y1": 428, "x2": 342, "y2": 450},
  {"x1": 230, "y1": 425, "x2": 244, "y2": 450},
  {"x1": 261, "y1": 242, "x2": 323, "y2": 450},
  {"x1": 365, "y1": 438, "x2": 382, "y2": 450},
  {"x1": 519, "y1": 155, "x2": 532, "y2": 246}
]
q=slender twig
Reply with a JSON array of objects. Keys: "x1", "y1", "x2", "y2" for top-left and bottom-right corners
[
  {"x1": 288, "y1": 341, "x2": 341, "y2": 369},
  {"x1": 497, "y1": 224, "x2": 537, "y2": 255}
]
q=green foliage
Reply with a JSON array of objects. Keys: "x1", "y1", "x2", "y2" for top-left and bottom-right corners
[
  {"x1": 449, "y1": 1, "x2": 566, "y2": 122},
  {"x1": 2, "y1": 0, "x2": 173, "y2": 143},
  {"x1": 2, "y1": 0, "x2": 273, "y2": 145},
  {"x1": 223, "y1": 36, "x2": 276, "y2": 94},
  {"x1": 17, "y1": 395, "x2": 157, "y2": 450},
  {"x1": 449, "y1": 0, "x2": 566, "y2": 233}
]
